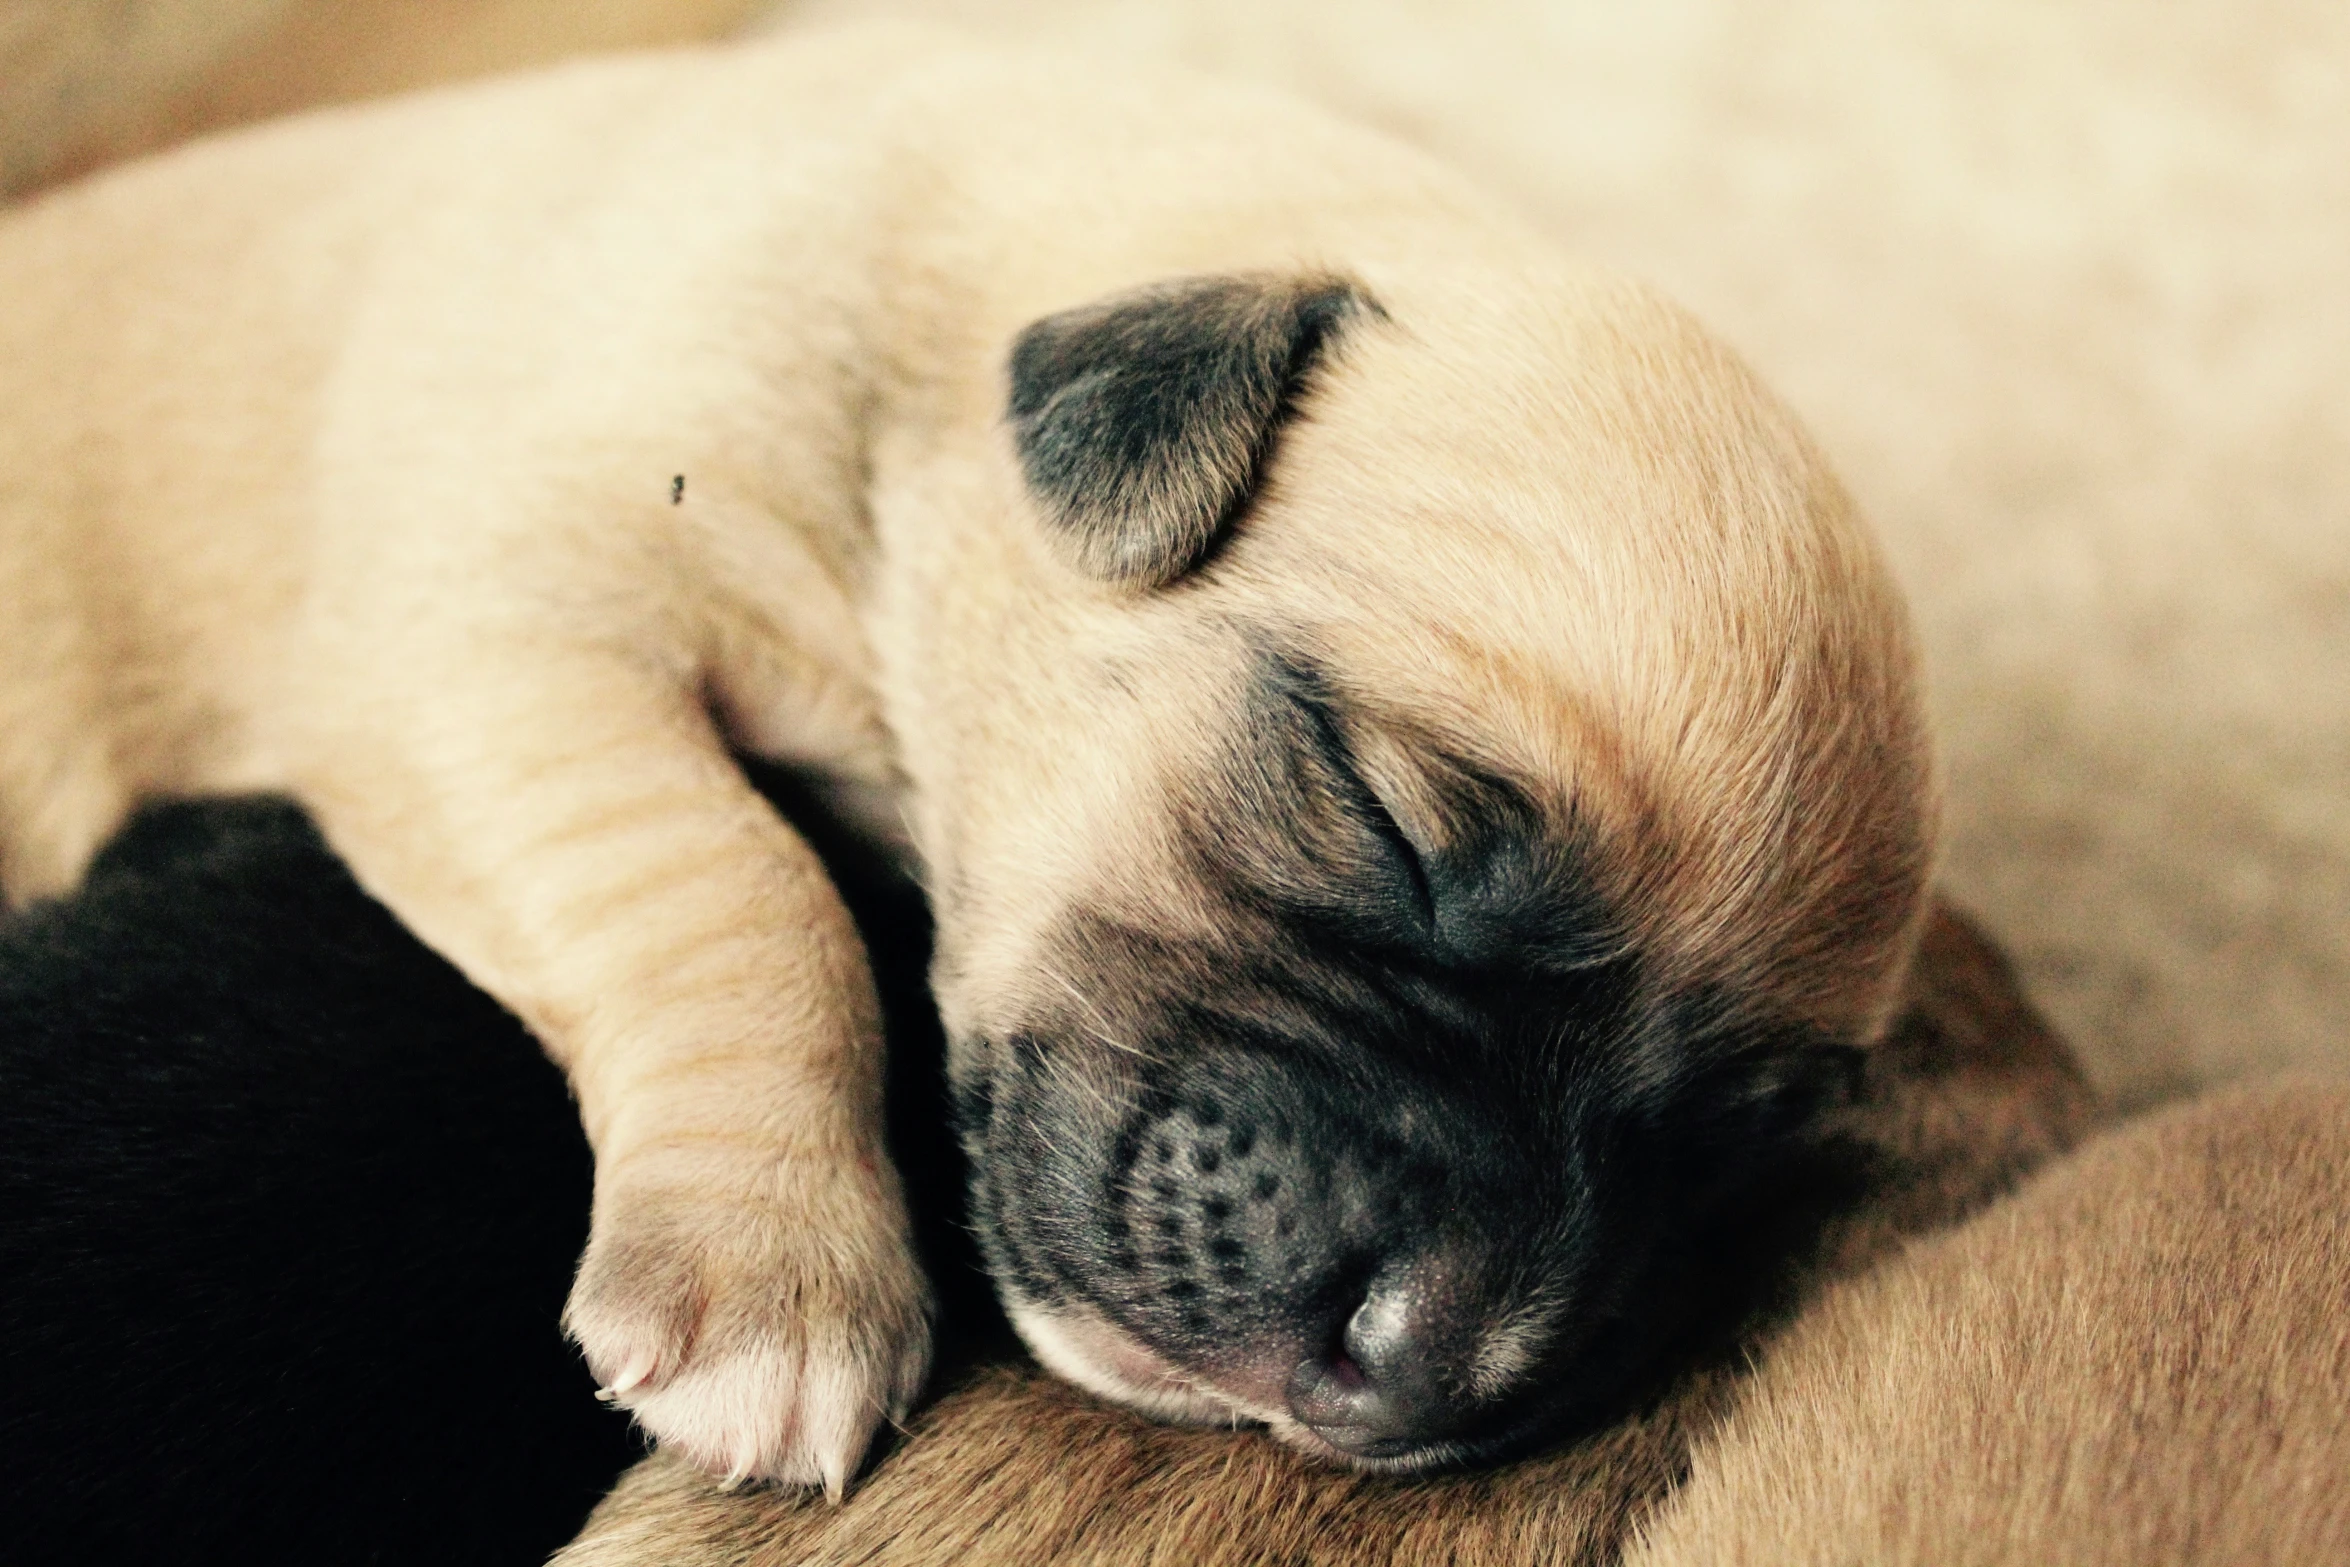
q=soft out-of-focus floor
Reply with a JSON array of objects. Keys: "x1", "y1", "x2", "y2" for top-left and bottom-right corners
[{"x1": 7, "y1": 0, "x2": 2348, "y2": 1108}]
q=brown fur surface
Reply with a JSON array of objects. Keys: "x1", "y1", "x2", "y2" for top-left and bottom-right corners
[
  {"x1": 1625, "y1": 1080, "x2": 2350, "y2": 1566},
  {"x1": 557, "y1": 901, "x2": 2095, "y2": 1566}
]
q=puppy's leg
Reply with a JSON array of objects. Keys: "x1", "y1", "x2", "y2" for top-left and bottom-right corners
[{"x1": 288, "y1": 645, "x2": 930, "y2": 1493}]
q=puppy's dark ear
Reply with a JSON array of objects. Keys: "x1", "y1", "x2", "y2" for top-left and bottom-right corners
[{"x1": 1008, "y1": 273, "x2": 1375, "y2": 587}]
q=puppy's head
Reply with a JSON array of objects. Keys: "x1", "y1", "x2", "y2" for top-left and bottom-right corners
[{"x1": 904, "y1": 266, "x2": 1935, "y2": 1470}]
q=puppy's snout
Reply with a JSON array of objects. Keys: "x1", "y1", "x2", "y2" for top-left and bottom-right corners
[{"x1": 1113, "y1": 1052, "x2": 1563, "y2": 1452}]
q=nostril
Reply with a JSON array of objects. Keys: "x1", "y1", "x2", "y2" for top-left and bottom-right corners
[{"x1": 1285, "y1": 1276, "x2": 1480, "y2": 1456}]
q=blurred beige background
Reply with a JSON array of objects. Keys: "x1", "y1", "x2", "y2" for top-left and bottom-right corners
[{"x1": 5, "y1": 0, "x2": 2347, "y2": 1109}]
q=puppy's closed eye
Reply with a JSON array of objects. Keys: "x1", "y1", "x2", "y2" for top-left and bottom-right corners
[
  {"x1": 1199, "y1": 656, "x2": 1619, "y2": 977},
  {"x1": 1290, "y1": 683, "x2": 1442, "y2": 933},
  {"x1": 1201, "y1": 665, "x2": 1439, "y2": 948}
]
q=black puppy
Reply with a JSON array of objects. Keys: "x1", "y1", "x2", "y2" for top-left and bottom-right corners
[
  {"x1": 0, "y1": 793, "x2": 977, "y2": 1566},
  {"x1": 0, "y1": 799, "x2": 633, "y2": 1564}
]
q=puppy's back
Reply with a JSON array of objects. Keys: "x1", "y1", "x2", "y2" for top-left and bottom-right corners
[{"x1": 1625, "y1": 1081, "x2": 2350, "y2": 1566}]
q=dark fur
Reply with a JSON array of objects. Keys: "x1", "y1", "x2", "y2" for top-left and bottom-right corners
[
  {"x1": 1008, "y1": 273, "x2": 1372, "y2": 585},
  {"x1": 0, "y1": 800, "x2": 635, "y2": 1565},
  {"x1": 0, "y1": 787, "x2": 982, "y2": 1566}
]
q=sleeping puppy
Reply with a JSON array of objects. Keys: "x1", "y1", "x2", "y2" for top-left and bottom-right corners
[{"x1": 0, "y1": 26, "x2": 1936, "y2": 1487}]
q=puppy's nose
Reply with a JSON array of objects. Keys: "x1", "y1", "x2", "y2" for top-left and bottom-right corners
[{"x1": 1282, "y1": 1273, "x2": 1475, "y2": 1456}]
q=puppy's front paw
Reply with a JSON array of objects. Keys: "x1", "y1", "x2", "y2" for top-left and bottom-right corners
[{"x1": 562, "y1": 1158, "x2": 933, "y2": 1495}]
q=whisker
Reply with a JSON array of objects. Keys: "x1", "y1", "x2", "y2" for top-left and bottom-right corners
[{"x1": 1035, "y1": 957, "x2": 1152, "y2": 1061}]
